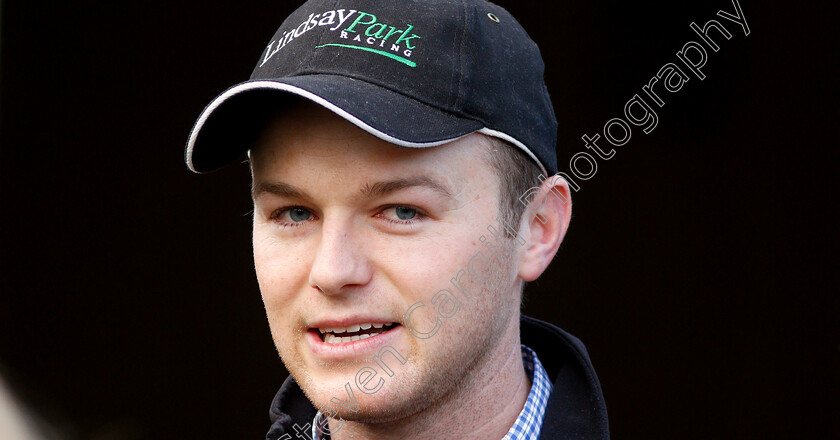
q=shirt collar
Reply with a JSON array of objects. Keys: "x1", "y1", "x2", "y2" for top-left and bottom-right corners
[
  {"x1": 502, "y1": 344, "x2": 552, "y2": 440},
  {"x1": 312, "y1": 344, "x2": 551, "y2": 440}
]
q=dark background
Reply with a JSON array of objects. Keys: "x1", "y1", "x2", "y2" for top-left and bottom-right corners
[{"x1": 1, "y1": 0, "x2": 837, "y2": 439}]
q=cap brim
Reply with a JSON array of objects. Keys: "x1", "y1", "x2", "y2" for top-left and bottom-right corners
[{"x1": 185, "y1": 74, "x2": 485, "y2": 173}]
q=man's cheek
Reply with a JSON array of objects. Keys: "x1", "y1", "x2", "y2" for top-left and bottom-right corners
[
  {"x1": 446, "y1": 250, "x2": 506, "y2": 301},
  {"x1": 256, "y1": 276, "x2": 283, "y2": 312}
]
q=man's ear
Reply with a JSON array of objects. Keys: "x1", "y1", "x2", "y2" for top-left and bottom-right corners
[{"x1": 517, "y1": 175, "x2": 573, "y2": 282}]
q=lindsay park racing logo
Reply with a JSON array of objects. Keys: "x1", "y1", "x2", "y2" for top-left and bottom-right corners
[{"x1": 260, "y1": 9, "x2": 422, "y2": 68}]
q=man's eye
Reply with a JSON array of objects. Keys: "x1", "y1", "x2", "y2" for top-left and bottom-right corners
[
  {"x1": 288, "y1": 208, "x2": 312, "y2": 222},
  {"x1": 381, "y1": 206, "x2": 423, "y2": 223},
  {"x1": 394, "y1": 207, "x2": 417, "y2": 220},
  {"x1": 273, "y1": 207, "x2": 314, "y2": 223}
]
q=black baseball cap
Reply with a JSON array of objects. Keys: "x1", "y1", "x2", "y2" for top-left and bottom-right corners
[{"x1": 185, "y1": 0, "x2": 558, "y2": 176}]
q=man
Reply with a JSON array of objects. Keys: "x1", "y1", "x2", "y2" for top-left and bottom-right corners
[{"x1": 185, "y1": 0, "x2": 609, "y2": 439}]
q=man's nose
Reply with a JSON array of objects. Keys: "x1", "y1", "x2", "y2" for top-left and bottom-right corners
[{"x1": 309, "y1": 218, "x2": 372, "y2": 295}]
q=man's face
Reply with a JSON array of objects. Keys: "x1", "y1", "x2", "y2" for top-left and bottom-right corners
[{"x1": 250, "y1": 102, "x2": 524, "y2": 422}]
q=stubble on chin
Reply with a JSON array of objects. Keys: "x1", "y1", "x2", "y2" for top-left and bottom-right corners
[{"x1": 315, "y1": 282, "x2": 519, "y2": 426}]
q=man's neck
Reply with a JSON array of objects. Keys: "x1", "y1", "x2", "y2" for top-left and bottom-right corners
[{"x1": 327, "y1": 316, "x2": 530, "y2": 440}]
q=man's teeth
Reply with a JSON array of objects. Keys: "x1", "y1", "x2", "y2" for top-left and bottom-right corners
[
  {"x1": 318, "y1": 323, "x2": 388, "y2": 334},
  {"x1": 324, "y1": 333, "x2": 374, "y2": 344},
  {"x1": 318, "y1": 323, "x2": 393, "y2": 344}
]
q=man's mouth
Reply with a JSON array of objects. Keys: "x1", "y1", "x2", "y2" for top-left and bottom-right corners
[{"x1": 317, "y1": 322, "x2": 399, "y2": 344}]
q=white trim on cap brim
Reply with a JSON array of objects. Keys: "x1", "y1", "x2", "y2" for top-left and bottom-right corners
[
  {"x1": 478, "y1": 128, "x2": 548, "y2": 177},
  {"x1": 186, "y1": 80, "x2": 547, "y2": 176}
]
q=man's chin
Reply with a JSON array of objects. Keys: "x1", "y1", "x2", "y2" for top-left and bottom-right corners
[{"x1": 298, "y1": 375, "x2": 425, "y2": 424}]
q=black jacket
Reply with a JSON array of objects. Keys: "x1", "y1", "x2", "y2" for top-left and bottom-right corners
[{"x1": 266, "y1": 315, "x2": 610, "y2": 440}]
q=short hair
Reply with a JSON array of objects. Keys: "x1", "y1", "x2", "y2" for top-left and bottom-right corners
[{"x1": 483, "y1": 136, "x2": 544, "y2": 237}]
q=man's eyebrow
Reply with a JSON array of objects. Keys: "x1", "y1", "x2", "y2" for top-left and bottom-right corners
[
  {"x1": 252, "y1": 176, "x2": 454, "y2": 201},
  {"x1": 251, "y1": 181, "x2": 310, "y2": 201},
  {"x1": 360, "y1": 176, "x2": 453, "y2": 199}
]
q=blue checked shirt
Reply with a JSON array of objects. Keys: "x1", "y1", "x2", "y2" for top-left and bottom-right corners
[
  {"x1": 502, "y1": 345, "x2": 552, "y2": 440},
  {"x1": 312, "y1": 344, "x2": 551, "y2": 440}
]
